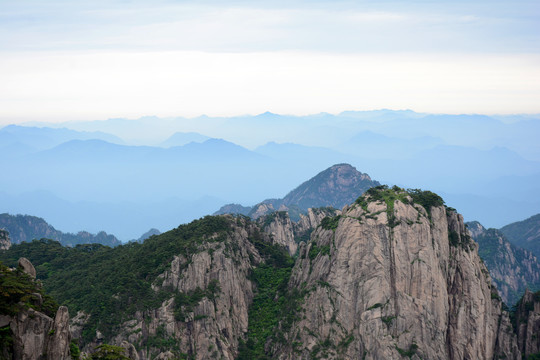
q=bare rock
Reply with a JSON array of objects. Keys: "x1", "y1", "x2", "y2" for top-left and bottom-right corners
[
  {"x1": 47, "y1": 306, "x2": 72, "y2": 360},
  {"x1": 275, "y1": 196, "x2": 519, "y2": 359},
  {"x1": 10, "y1": 308, "x2": 53, "y2": 360},
  {"x1": 120, "y1": 341, "x2": 140, "y2": 360},
  {"x1": 18, "y1": 257, "x2": 36, "y2": 278},
  {"x1": 515, "y1": 289, "x2": 540, "y2": 357},
  {"x1": 112, "y1": 217, "x2": 262, "y2": 360},
  {"x1": 0, "y1": 229, "x2": 10, "y2": 250}
]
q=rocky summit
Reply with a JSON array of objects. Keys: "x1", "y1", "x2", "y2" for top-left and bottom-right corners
[
  {"x1": 215, "y1": 163, "x2": 380, "y2": 219},
  {"x1": 2, "y1": 185, "x2": 535, "y2": 359}
]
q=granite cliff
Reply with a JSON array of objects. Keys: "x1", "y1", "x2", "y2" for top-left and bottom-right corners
[
  {"x1": 271, "y1": 186, "x2": 519, "y2": 359},
  {"x1": 0, "y1": 258, "x2": 72, "y2": 360},
  {"x1": 0, "y1": 186, "x2": 529, "y2": 359},
  {"x1": 514, "y1": 289, "x2": 540, "y2": 358}
]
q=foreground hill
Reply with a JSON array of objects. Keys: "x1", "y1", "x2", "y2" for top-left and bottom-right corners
[
  {"x1": 0, "y1": 213, "x2": 121, "y2": 247},
  {"x1": 215, "y1": 163, "x2": 380, "y2": 219},
  {"x1": 0, "y1": 186, "x2": 526, "y2": 359}
]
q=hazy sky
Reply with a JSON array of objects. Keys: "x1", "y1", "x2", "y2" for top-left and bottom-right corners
[{"x1": 1, "y1": 0, "x2": 539, "y2": 123}]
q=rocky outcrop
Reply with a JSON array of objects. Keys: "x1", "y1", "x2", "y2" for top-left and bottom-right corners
[
  {"x1": 1, "y1": 259, "x2": 72, "y2": 360},
  {"x1": 249, "y1": 203, "x2": 276, "y2": 219},
  {"x1": 468, "y1": 221, "x2": 540, "y2": 306},
  {"x1": 273, "y1": 189, "x2": 519, "y2": 359},
  {"x1": 108, "y1": 217, "x2": 263, "y2": 360},
  {"x1": 514, "y1": 289, "x2": 540, "y2": 357},
  {"x1": 18, "y1": 257, "x2": 36, "y2": 278},
  {"x1": 258, "y1": 208, "x2": 340, "y2": 255},
  {"x1": 0, "y1": 228, "x2": 10, "y2": 250}
]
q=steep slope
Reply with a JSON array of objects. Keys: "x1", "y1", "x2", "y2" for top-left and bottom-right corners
[
  {"x1": 280, "y1": 163, "x2": 380, "y2": 209},
  {"x1": 0, "y1": 259, "x2": 72, "y2": 360},
  {"x1": 273, "y1": 186, "x2": 519, "y2": 359},
  {"x1": 256, "y1": 208, "x2": 339, "y2": 255},
  {"x1": 0, "y1": 216, "x2": 292, "y2": 360},
  {"x1": 501, "y1": 213, "x2": 540, "y2": 258},
  {"x1": 514, "y1": 289, "x2": 540, "y2": 358},
  {"x1": 0, "y1": 213, "x2": 121, "y2": 247},
  {"x1": 215, "y1": 163, "x2": 380, "y2": 218},
  {"x1": 467, "y1": 221, "x2": 540, "y2": 306},
  {"x1": 0, "y1": 188, "x2": 525, "y2": 359}
]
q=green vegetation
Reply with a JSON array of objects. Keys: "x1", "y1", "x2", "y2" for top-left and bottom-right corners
[
  {"x1": 320, "y1": 215, "x2": 341, "y2": 231},
  {"x1": 237, "y1": 236, "x2": 301, "y2": 359},
  {"x1": 367, "y1": 303, "x2": 383, "y2": 311},
  {"x1": 355, "y1": 185, "x2": 444, "y2": 226},
  {"x1": 0, "y1": 215, "x2": 232, "y2": 344},
  {"x1": 87, "y1": 344, "x2": 130, "y2": 360},
  {"x1": 70, "y1": 340, "x2": 81, "y2": 360},
  {"x1": 174, "y1": 280, "x2": 221, "y2": 321},
  {"x1": 0, "y1": 325, "x2": 13, "y2": 359},
  {"x1": 308, "y1": 243, "x2": 331, "y2": 260},
  {"x1": 381, "y1": 315, "x2": 396, "y2": 326},
  {"x1": 448, "y1": 229, "x2": 473, "y2": 251},
  {"x1": 0, "y1": 261, "x2": 58, "y2": 317},
  {"x1": 407, "y1": 189, "x2": 444, "y2": 219},
  {"x1": 261, "y1": 211, "x2": 289, "y2": 228},
  {"x1": 395, "y1": 343, "x2": 418, "y2": 358}
]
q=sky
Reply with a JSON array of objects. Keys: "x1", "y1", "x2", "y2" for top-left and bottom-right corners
[{"x1": 1, "y1": 0, "x2": 539, "y2": 124}]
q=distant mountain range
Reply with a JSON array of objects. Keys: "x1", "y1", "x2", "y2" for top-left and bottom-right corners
[
  {"x1": 214, "y1": 163, "x2": 380, "y2": 219},
  {"x1": 0, "y1": 213, "x2": 121, "y2": 247},
  {"x1": 500, "y1": 214, "x2": 540, "y2": 259},
  {"x1": 3, "y1": 110, "x2": 540, "y2": 238}
]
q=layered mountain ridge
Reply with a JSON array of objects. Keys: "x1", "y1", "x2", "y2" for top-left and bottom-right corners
[
  {"x1": 1, "y1": 186, "x2": 532, "y2": 359},
  {"x1": 501, "y1": 214, "x2": 540, "y2": 259},
  {"x1": 0, "y1": 213, "x2": 121, "y2": 247}
]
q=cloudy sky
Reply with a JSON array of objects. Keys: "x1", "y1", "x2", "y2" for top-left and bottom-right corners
[{"x1": 1, "y1": 0, "x2": 539, "y2": 123}]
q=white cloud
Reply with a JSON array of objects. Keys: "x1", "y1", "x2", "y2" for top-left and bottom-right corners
[{"x1": 1, "y1": 50, "x2": 539, "y2": 123}]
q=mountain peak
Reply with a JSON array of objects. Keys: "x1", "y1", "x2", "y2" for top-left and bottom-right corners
[{"x1": 281, "y1": 163, "x2": 380, "y2": 210}]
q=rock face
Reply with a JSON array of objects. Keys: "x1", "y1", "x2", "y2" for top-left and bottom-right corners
[
  {"x1": 468, "y1": 221, "x2": 540, "y2": 306},
  {"x1": 1, "y1": 259, "x2": 72, "y2": 360},
  {"x1": 273, "y1": 189, "x2": 519, "y2": 359},
  {"x1": 0, "y1": 228, "x2": 10, "y2": 250},
  {"x1": 18, "y1": 257, "x2": 36, "y2": 278},
  {"x1": 0, "y1": 213, "x2": 121, "y2": 247},
  {"x1": 107, "y1": 218, "x2": 264, "y2": 360},
  {"x1": 5, "y1": 187, "x2": 530, "y2": 359},
  {"x1": 258, "y1": 208, "x2": 340, "y2": 255},
  {"x1": 514, "y1": 289, "x2": 540, "y2": 358}
]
